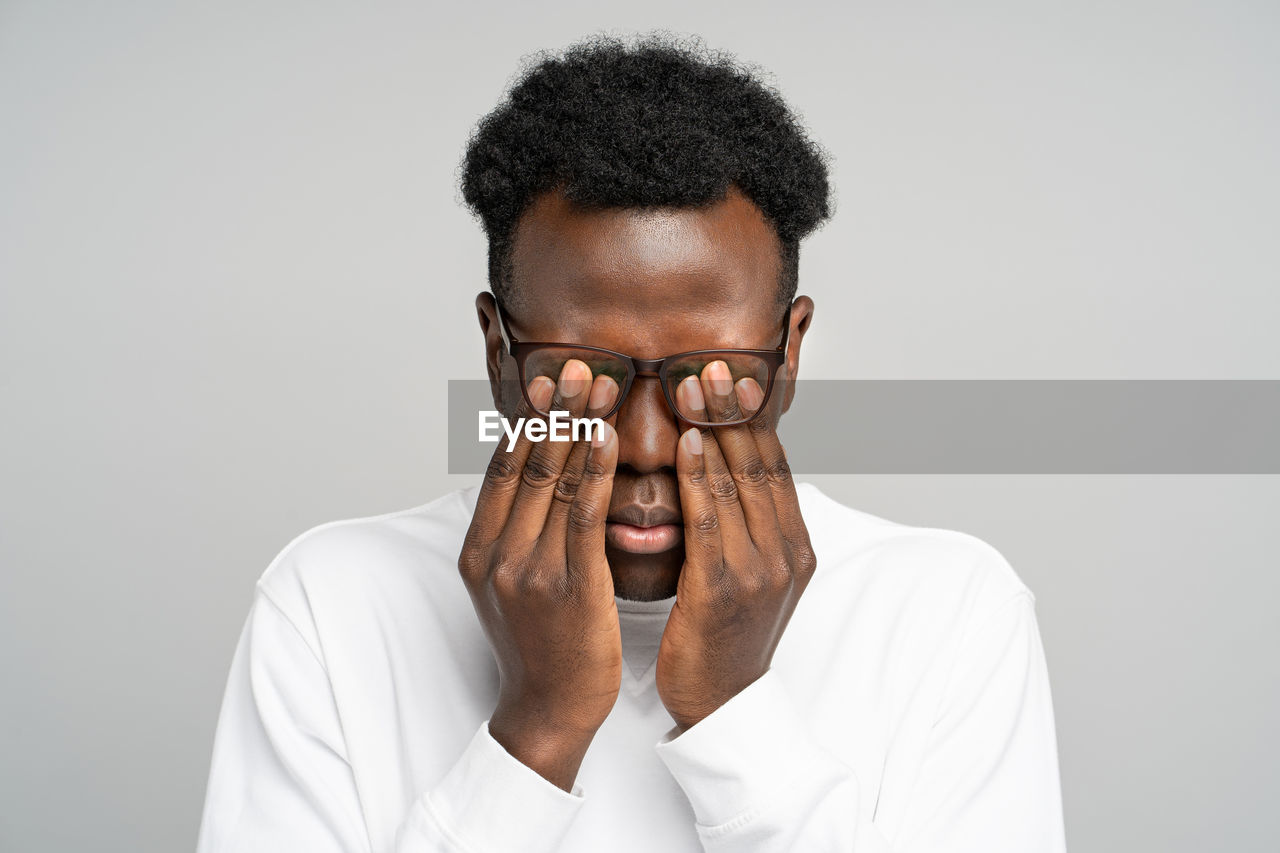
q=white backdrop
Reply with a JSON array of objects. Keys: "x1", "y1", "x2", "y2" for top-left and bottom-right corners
[{"x1": 2, "y1": 2, "x2": 1277, "y2": 850}]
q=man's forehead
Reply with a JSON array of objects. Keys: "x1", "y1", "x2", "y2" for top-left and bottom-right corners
[{"x1": 508, "y1": 187, "x2": 782, "y2": 309}]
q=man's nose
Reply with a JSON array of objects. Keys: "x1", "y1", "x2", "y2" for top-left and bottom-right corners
[{"x1": 614, "y1": 376, "x2": 679, "y2": 474}]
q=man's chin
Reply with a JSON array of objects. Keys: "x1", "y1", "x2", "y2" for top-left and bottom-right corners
[{"x1": 606, "y1": 544, "x2": 683, "y2": 602}]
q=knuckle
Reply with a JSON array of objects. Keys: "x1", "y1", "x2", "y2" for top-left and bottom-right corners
[
  {"x1": 766, "y1": 457, "x2": 793, "y2": 485},
  {"x1": 709, "y1": 475, "x2": 738, "y2": 502},
  {"x1": 706, "y1": 573, "x2": 743, "y2": 612},
  {"x1": 692, "y1": 509, "x2": 721, "y2": 533},
  {"x1": 795, "y1": 546, "x2": 818, "y2": 578},
  {"x1": 485, "y1": 452, "x2": 522, "y2": 485},
  {"x1": 767, "y1": 555, "x2": 794, "y2": 586},
  {"x1": 489, "y1": 561, "x2": 523, "y2": 597},
  {"x1": 552, "y1": 471, "x2": 582, "y2": 504},
  {"x1": 488, "y1": 544, "x2": 518, "y2": 575},
  {"x1": 567, "y1": 502, "x2": 603, "y2": 534},
  {"x1": 457, "y1": 546, "x2": 484, "y2": 582},
  {"x1": 745, "y1": 564, "x2": 790, "y2": 599},
  {"x1": 491, "y1": 559, "x2": 546, "y2": 598},
  {"x1": 520, "y1": 455, "x2": 559, "y2": 489},
  {"x1": 738, "y1": 572, "x2": 768, "y2": 598},
  {"x1": 581, "y1": 454, "x2": 610, "y2": 483},
  {"x1": 733, "y1": 459, "x2": 769, "y2": 487}
]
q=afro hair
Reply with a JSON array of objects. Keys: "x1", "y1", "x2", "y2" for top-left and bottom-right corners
[{"x1": 460, "y1": 34, "x2": 832, "y2": 306}]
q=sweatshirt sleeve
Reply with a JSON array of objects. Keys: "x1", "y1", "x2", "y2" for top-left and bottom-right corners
[
  {"x1": 653, "y1": 593, "x2": 1064, "y2": 852},
  {"x1": 196, "y1": 590, "x2": 584, "y2": 853}
]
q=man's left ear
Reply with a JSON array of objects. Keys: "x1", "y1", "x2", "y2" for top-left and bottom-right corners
[{"x1": 780, "y1": 295, "x2": 814, "y2": 414}]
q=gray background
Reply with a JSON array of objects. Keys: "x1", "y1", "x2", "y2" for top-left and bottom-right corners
[{"x1": 1, "y1": 1, "x2": 1276, "y2": 851}]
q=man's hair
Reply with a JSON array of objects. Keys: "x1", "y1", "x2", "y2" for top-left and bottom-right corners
[{"x1": 460, "y1": 34, "x2": 832, "y2": 306}]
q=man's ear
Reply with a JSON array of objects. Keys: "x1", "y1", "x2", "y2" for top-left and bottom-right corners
[
  {"x1": 475, "y1": 292, "x2": 505, "y2": 410},
  {"x1": 780, "y1": 295, "x2": 814, "y2": 415}
]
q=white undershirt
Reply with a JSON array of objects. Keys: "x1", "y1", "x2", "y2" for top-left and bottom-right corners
[
  {"x1": 197, "y1": 483, "x2": 1066, "y2": 852},
  {"x1": 616, "y1": 593, "x2": 675, "y2": 683}
]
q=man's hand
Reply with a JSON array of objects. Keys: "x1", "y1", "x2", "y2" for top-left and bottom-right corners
[
  {"x1": 458, "y1": 360, "x2": 622, "y2": 790},
  {"x1": 657, "y1": 362, "x2": 817, "y2": 731}
]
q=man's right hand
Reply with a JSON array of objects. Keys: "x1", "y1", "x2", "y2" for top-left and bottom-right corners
[{"x1": 457, "y1": 360, "x2": 622, "y2": 791}]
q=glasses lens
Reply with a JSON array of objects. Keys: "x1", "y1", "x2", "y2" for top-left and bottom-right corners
[
  {"x1": 522, "y1": 347, "x2": 630, "y2": 412},
  {"x1": 665, "y1": 352, "x2": 773, "y2": 425}
]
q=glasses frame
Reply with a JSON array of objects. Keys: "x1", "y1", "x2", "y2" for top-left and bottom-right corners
[{"x1": 494, "y1": 302, "x2": 791, "y2": 427}]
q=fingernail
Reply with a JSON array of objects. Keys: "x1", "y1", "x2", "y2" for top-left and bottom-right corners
[
  {"x1": 681, "y1": 428, "x2": 703, "y2": 455},
  {"x1": 591, "y1": 421, "x2": 613, "y2": 448},
  {"x1": 588, "y1": 375, "x2": 617, "y2": 411},
  {"x1": 736, "y1": 378, "x2": 764, "y2": 410},
  {"x1": 558, "y1": 360, "x2": 590, "y2": 397},
  {"x1": 676, "y1": 375, "x2": 704, "y2": 413},
  {"x1": 528, "y1": 376, "x2": 555, "y2": 410},
  {"x1": 707, "y1": 361, "x2": 732, "y2": 396}
]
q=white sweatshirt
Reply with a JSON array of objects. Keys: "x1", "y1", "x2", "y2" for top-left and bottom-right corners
[{"x1": 197, "y1": 483, "x2": 1066, "y2": 852}]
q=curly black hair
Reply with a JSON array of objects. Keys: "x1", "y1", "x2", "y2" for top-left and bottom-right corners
[{"x1": 460, "y1": 34, "x2": 832, "y2": 306}]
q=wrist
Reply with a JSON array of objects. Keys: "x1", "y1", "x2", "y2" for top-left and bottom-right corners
[
  {"x1": 660, "y1": 668, "x2": 771, "y2": 732},
  {"x1": 488, "y1": 706, "x2": 600, "y2": 792},
  {"x1": 665, "y1": 704, "x2": 716, "y2": 733}
]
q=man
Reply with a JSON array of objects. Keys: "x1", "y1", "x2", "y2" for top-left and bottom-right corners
[{"x1": 198, "y1": 36, "x2": 1066, "y2": 852}]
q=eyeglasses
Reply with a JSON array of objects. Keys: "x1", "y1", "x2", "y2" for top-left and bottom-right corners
[{"x1": 495, "y1": 302, "x2": 791, "y2": 427}]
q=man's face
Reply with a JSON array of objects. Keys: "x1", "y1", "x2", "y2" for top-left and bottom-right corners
[{"x1": 476, "y1": 186, "x2": 813, "y2": 600}]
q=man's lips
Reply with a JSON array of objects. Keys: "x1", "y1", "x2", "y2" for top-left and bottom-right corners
[
  {"x1": 605, "y1": 521, "x2": 683, "y2": 554},
  {"x1": 605, "y1": 505, "x2": 683, "y2": 555}
]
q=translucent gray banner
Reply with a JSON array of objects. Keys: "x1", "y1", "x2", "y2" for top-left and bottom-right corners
[{"x1": 447, "y1": 380, "x2": 1280, "y2": 474}]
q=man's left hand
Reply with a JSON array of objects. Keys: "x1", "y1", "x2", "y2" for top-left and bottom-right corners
[{"x1": 656, "y1": 362, "x2": 817, "y2": 731}]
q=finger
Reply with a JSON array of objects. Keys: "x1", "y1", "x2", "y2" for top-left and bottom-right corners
[
  {"x1": 674, "y1": 427, "x2": 724, "y2": 578},
  {"x1": 564, "y1": 421, "x2": 619, "y2": 588},
  {"x1": 504, "y1": 359, "x2": 595, "y2": 543},
  {"x1": 696, "y1": 419, "x2": 751, "y2": 558},
  {"x1": 466, "y1": 376, "x2": 555, "y2": 547},
  {"x1": 673, "y1": 374, "x2": 708, "y2": 424},
  {"x1": 700, "y1": 359, "x2": 744, "y2": 425},
  {"x1": 542, "y1": 374, "x2": 620, "y2": 544},
  {"x1": 745, "y1": 401, "x2": 810, "y2": 554},
  {"x1": 699, "y1": 362, "x2": 779, "y2": 546},
  {"x1": 734, "y1": 377, "x2": 765, "y2": 419}
]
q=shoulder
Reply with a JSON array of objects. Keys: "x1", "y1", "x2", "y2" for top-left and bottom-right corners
[
  {"x1": 795, "y1": 482, "x2": 1032, "y2": 626},
  {"x1": 254, "y1": 488, "x2": 477, "y2": 639}
]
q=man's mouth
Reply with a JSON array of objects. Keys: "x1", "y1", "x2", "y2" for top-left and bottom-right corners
[{"x1": 605, "y1": 505, "x2": 683, "y2": 555}]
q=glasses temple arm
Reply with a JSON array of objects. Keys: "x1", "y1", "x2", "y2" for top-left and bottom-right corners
[{"x1": 494, "y1": 301, "x2": 517, "y2": 354}]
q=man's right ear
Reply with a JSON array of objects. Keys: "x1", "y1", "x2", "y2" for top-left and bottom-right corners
[{"x1": 475, "y1": 292, "x2": 505, "y2": 409}]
